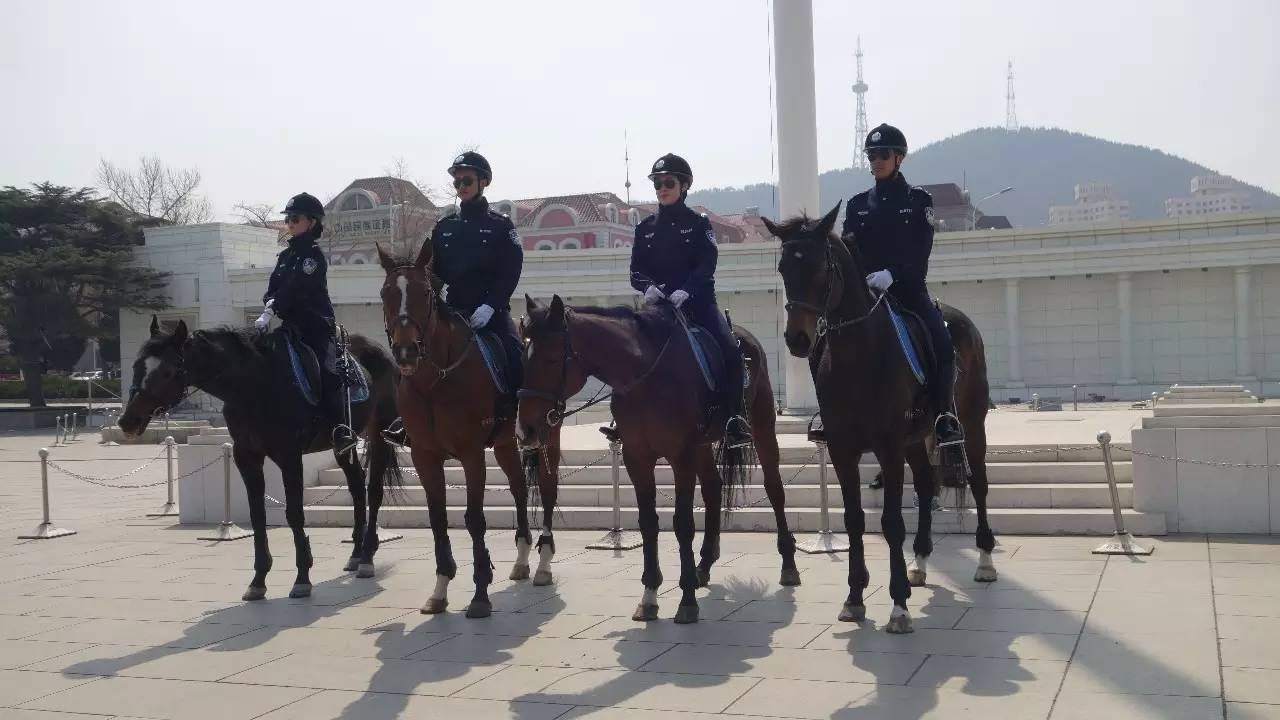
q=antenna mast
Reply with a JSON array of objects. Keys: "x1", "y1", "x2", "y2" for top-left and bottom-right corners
[{"x1": 852, "y1": 36, "x2": 870, "y2": 169}]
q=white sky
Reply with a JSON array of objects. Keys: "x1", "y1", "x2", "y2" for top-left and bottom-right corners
[{"x1": 2, "y1": 0, "x2": 1277, "y2": 220}]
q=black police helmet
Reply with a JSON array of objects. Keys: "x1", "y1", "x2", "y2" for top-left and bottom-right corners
[
  {"x1": 281, "y1": 192, "x2": 325, "y2": 218},
  {"x1": 647, "y1": 153, "x2": 693, "y2": 185},
  {"x1": 448, "y1": 151, "x2": 492, "y2": 182},
  {"x1": 864, "y1": 123, "x2": 908, "y2": 154}
]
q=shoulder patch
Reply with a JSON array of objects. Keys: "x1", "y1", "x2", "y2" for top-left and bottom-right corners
[
  {"x1": 509, "y1": 229, "x2": 521, "y2": 246},
  {"x1": 705, "y1": 227, "x2": 717, "y2": 245},
  {"x1": 301, "y1": 257, "x2": 319, "y2": 275}
]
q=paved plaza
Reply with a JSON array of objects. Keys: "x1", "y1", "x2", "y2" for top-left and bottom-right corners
[{"x1": 2, "y1": 426, "x2": 1279, "y2": 719}]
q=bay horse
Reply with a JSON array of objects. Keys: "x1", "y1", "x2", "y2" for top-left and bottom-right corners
[
  {"x1": 376, "y1": 242, "x2": 550, "y2": 619},
  {"x1": 118, "y1": 317, "x2": 403, "y2": 600},
  {"x1": 765, "y1": 205, "x2": 997, "y2": 634},
  {"x1": 517, "y1": 294, "x2": 799, "y2": 625}
]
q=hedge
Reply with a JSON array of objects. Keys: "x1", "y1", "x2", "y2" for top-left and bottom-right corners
[{"x1": 0, "y1": 377, "x2": 122, "y2": 400}]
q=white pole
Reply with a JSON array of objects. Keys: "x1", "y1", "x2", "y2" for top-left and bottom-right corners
[
  {"x1": 1092, "y1": 431, "x2": 1152, "y2": 555},
  {"x1": 148, "y1": 436, "x2": 179, "y2": 517},
  {"x1": 798, "y1": 441, "x2": 848, "y2": 554},
  {"x1": 18, "y1": 448, "x2": 76, "y2": 539},
  {"x1": 587, "y1": 438, "x2": 642, "y2": 550},
  {"x1": 199, "y1": 442, "x2": 251, "y2": 541}
]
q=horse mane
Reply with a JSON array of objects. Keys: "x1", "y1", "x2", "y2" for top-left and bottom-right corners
[
  {"x1": 570, "y1": 304, "x2": 672, "y2": 346},
  {"x1": 774, "y1": 213, "x2": 836, "y2": 241}
]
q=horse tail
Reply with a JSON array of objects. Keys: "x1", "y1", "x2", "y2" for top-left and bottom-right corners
[
  {"x1": 716, "y1": 437, "x2": 756, "y2": 514},
  {"x1": 348, "y1": 333, "x2": 406, "y2": 500}
]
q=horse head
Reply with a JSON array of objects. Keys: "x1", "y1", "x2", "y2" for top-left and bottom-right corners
[
  {"x1": 764, "y1": 203, "x2": 845, "y2": 358},
  {"x1": 377, "y1": 240, "x2": 441, "y2": 376},
  {"x1": 119, "y1": 315, "x2": 193, "y2": 439},
  {"x1": 516, "y1": 294, "x2": 587, "y2": 449}
]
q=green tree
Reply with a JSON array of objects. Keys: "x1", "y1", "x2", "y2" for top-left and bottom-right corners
[{"x1": 0, "y1": 184, "x2": 170, "y2": 407}]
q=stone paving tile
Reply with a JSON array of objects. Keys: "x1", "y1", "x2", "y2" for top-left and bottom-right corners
[
  {"x1": 639, "y1": 643, "x2": 923, "y2": 684},
  {"x1": 221, "y1": 653, "x2": 505, "y2": 696},
  {"x1": 191, "y1": 601, "x2": 413, "y2": 630},
  {"x1": 0, "y1": 640, "x2": 98, "y2": 670},
  {"x1": 724, "y1": 678, "x2": 1056, "y2": 719},
  {"x1": 519, "y1": 668, "x2": 761, "y2": 713},
  {"x1": 408, "y1": 634, "x2": 676, "y2": 670},
  {"x1": 252, "y1": 689, "x2": 572, "y2": 720},
  {"x1": 24, "y1": 618, "x2": 260, "y2": 650},
  {"x1": 1049, "y1": 691, "x2": 1226, "y2": 719},
  {"x1": 21, "y1": 644, "x2": 289, "y2": 682},
  {"x1": 0, "y1": 669, "x2": 100, "y2": 708},
  {"x1": 523, "y1": 592, "x2": 747, "y2": 621},
  {"x1": 24, "y1": 597, "x2": 237, "y2": 623},
  {"x1": 907, "y1": 655, "x2": 1067, "y2": 695},
  {"x1": 722, "y1": 598, "x2": 964, "y2": 627},
  {"x1": 558, "y1": 708, "x2": 780, "y2": 720},
  {"x1": 1226, "y1": 667, "x2": 1280, "y2": 705},
  {"x1": 0, "y1": 616, "x2": 88, "y2": 641},
  {"x1": 1218, "y1": 594, "x2": 1280, "y2": 618},
  {"x1": 1214, "y1": 577, "x2": 1280, "y2": 597},
  {"x1": 1228, "y1": 701, "x2": 1280, "y2": 719},
  {"x1": 1221, "y1": 634, "x2": 1280, "y2": 670},
  {"x1": 0, "y1": 709, "x2": 110, "y2": 720},
  {"x1": 451, "y1": 664, "x2": 587, "y2": 701},
  {"x1": 956, "y1": 607, "x2": 1087, "y2": 635},
  {"x1": 805, "y1": 625, "x2": 1079, "y2": 661},
  {"x1": 1219, "y1": 614, "x2": 1280, "y2": 641},
  {"x1": 20, "y1": 675, "x2": 316, "y2": 720},
  {"x1": 212, "y1": 624, "x2": 456, "y2": 659},
  {"x1": 971, "y1": 588, "x2": 1095, "y2": 612},
  {"x1": 1062, "y1": 631, "x2": 1222, "y2": 697},
  {"x1": 572, "y1": 616, "x2": 830, "y2": 649}
]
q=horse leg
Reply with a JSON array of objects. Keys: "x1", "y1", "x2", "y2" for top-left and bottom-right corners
[
  {"x1": 627, "y1": 448, "x2": 662, "y2": 622},
  {"x1": 235, "y1": 445, "x2": 271, "y2": 601},
  {"x1": 672, "y1": 451, "x2": 701, "y2": 624},
  {"x1": 495, "y1": 441, "x2": 532, "y2": 581},
  {"x1": 968, "y1": 422, "x2": 998, "y2": 582},
  {"x1": 416, "y1": 449, "x2": 455, "y2": 614},
  {"x1": 829, "y1": 443, "x2": 868, "y2": 622},
  {"x1": 695, "y1": 447, "x2": 721, "y2": 589},
  {"x1": 461, "y1": 452, "x2": 494, "y2": 619},
  {"x1": 751, "y1": 389, "x2": 798, "y2": 586},
  {"x1": 532, "y1": 434, "x2": 562, "y2": 587},
  {"x1": 906, "y1": 445, "x2": 935, "y2": 587},
  {"x1": 359, "y1": 438, "x2": 389, "y2": 578},
  {"x1": 338, "y1": 448, "x2": 367, "y2": 574},
  {"x1": 271, "y1": 450, "x2": 313, "y2": 599},
  {"x1": 876, "y1": 445, "x2": 913, "y2": 633}
]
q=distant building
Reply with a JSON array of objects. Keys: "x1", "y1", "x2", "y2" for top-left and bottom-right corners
[
  {"x1": 1049, "y1": 182, "x2": 1131, "y2": 225},
  {"x1": 1165, "y1": 175, "x2": 1251, "y2": 218},
  {"x1": 322, "y1": 177, "x2": 439, "y2": 265},
  {"x1": 715, "y1": 206, "x2": 772, "y2": 243}
]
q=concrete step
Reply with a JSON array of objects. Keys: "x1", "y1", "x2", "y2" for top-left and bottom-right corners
[
  {"x1": 1154, "y1": 404, "x2": 1279, "y2": 417},
  {"x1": 291, "y1": 505, "x2": 1165, "y2": 536},
  {"x1": 1159, "y1": 397, "x2": 1258, "y2": 405},
  {"x1": 303, "y1": 481, "x2": 1131, "y2": 510},
  {"x1": 322, "y1": 461, "x2": 1127, "y2": 488},
  {"x1": 1142, "y1": 415, "x2": 1280, "y2": 429}
]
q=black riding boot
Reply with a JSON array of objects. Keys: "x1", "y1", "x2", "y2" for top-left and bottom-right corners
[
  {"x1": 933, "y1": 354, "x2": 963, "y2": 448},
  {"x1": 723, "y1": 356, "x2": 751, "y2": 447}
]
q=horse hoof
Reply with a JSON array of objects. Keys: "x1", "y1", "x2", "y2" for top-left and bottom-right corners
[
  {"x1": 420, "y1": 598, "x2": 448, "y2": 614},
  {"x1": 838, "y1": 603, "x2": 866, "y2": 623},
  {"x1": 907, "y1": 568, "x2": 927, "y2": 587},
  {"x1": 288, "y1": 583, "x2": 312, "y2": 599},
  {"x1": 465, "y1": 600, "x2": 492, "y2": 619},
  {"x1": 779, "y1": 568, "x2": 802, "y2": 587},
  {"x1": 885, "y1": 612, "x2": 914, "y2": 634},
  {"x1": 242, "y1": 586, "x2": 267, "y2": 602},
  {"x1": 696, "y1": 567, "x2": 711, "y2": 588},
  {"x1": 974, "y1": 566, "x2": 999, "y2": 583},
  {"x1": 356, "y1": 563, "x2": 375, "y2": 579},
  {"x1": 674, "y1": 605, "x2": 700, "y2": 624},
  {"x1": 343, "y1": 556, "x2": 360, "y2": 572},
  {"x1": 509, "y1": 563, "x2": 530, "y2": 581},
  {"x1": 632, "y1": 603, "x2": 659, "y2": 622},
  {"x1": 532, "y1": 570, "x2": 554, "y2": 587}
]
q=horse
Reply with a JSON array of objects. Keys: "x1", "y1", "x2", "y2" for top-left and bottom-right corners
[
  {"x1": 516, "y1": 294, "x2": 799, "y2": 625},
  {"x1": 765, "y1": 205, "x2": 996, "y2": 634},
  {"x1": 376, "y1": 241, "x2": 550, "y2": 619},
  {"x1": 118, "y1": 316, "x2": 403, "y2": 600}
]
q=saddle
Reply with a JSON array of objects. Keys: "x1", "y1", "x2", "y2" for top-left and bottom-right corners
[
  {"x1": 275, "y1": 327, "x2": 369, "y2": 408},
  {"x1": 473, "y1": 329, "x2": 512, "y2": 397},
  {"x1": 683, "y1": 323, "x2": 724, "y2": 392},
  {"x1": 883, "y1": 295, "x2": 934, "y2": 387}
]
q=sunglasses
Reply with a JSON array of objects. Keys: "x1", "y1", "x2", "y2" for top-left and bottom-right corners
[
  {"x1": 285, "y1": 214, "x2": 305, "y2": 224},
  {"x1": 453, "y1": 176, "x2": 476, "y2": 189},
  {"x1": 865, "y1": 148, "x2": 894, "y2": 162},
  {"x1": 653, "y1": 178, "x2": 679, "y2": 191}
]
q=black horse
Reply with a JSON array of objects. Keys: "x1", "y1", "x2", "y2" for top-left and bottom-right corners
[{"x1": 119, "y1": 316, "x2": 403, "y2": 601}]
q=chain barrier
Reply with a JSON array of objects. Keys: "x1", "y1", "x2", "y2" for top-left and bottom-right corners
[
  {"x1": 45, "y1": 448, "x2": 222, "y2": 490},
  {"x1": 656, "y1": 447, "x2": 822, "y2": 511},
  {"x1": 1126, "y1": 446, "x2": 1280, "y2": 469}
]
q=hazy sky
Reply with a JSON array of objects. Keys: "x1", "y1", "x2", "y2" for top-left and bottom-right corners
[{"x1": 3, "y1": 0, "x2": 1277, "y2": 220}]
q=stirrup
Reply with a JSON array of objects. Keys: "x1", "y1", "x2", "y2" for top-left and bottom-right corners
[
  {"x1": 806, "y1": 413, "x2": 826, "y2": 443},
  {"x1": 934, "y1": 411, "x2": 964, "y2": 448},
  {"x1": 332, "y1": 425, "x2": 357, "y2": 458},
  {"x1": 380, "y1": 417, "x2": 408, "y2": 449},
  {"x1": 723, "y1": 415, "x2": 752, "y2": 448},
  {"x1": 599, "y1": 423, "x2": 621, "y2": 444}
]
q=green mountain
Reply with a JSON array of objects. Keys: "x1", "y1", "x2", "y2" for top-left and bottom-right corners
[{"x1": 690, "y1": 127, "x2": 1280, "y2": 227}]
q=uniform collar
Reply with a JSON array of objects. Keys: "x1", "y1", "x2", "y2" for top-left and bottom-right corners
[
  {"x1": 874, "y1": 172, "x2": 910, "y2": 200},
  {"x1": 657, "y1": 200, "x2": 691, "y2": 222},
  {"x1": 459, "y1": 195, "x2": 489, "y2": 218},
  {"x1": 286, "y1": 229, "x2": 318, "y2": 249}
]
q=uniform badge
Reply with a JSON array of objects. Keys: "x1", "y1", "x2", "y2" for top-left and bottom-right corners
[
  {"x1": 870, "y1": 131, "x2": 881, "y2": 142},
  {"x1": 509, "y1": 229, "x2": 521, "y2": 246},
  {"x1": 706, "y1": 228, "x2": 717, "y2": 245},
  {"x1": 925, "y1": 207, "x2": 936, "y2": 225},
  {"x1": 454, "y1": 154, "x2": 466, "y2": 164},
  {"x1": 654, "y1": 159, "x2": 665, "y2": 170},
  {"x1": 302, "y1": 258, "x2": 318, "y2": 275}
]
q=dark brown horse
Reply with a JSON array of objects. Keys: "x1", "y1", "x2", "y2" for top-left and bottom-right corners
[
  {"x1": 766, "y1": 206, "x2": 996, "y2": 634},
  {"x1": 517, "y1": 294, "x2": 799, "y2": 625},
  {"x1": 119, "y1": 318, "x2": 403, "y2": 600},
  {"x1": 376, "y1": 242, "x2": 553, "y2": 619}
]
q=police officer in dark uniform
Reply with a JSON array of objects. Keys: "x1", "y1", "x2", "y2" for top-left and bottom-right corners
[
  {"x1": 630, "y1": 153, "x2": 750, "y2": 445},
  {"x1": 432, "y1": 151, "x2": 524, "y2": 406},
  {"x1": 843, "y1": 123, "x2": 963, "y2": 448},
  {"x1": 258, "y1": 192, "x2": 355, "y2": 455}
]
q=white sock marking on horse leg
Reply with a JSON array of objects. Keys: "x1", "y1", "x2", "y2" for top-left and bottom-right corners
[
  {"x1": 979, "y1": 550, "x2": 994, "y2": 570},
  {"x1": 913, "y1": 555, "x2": 928, "y2": 575},
  {"x1": 641, "y1": 587, "x2": 658, "y2": 606},
  {"x1": 536, "y1": 535, "x2": 554, "y2": 575},
  {"x1": 515, "y1": 537, "x2": 531, "y2": 567},
  {"x1": 430, "y1": 573, "x2": 450, "y2": 601},
  {"x1": 891, "y1": 605, "x2": 910, "y2": 620}
]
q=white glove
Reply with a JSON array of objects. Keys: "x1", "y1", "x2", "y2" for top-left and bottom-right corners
[
  {"x1": 643, "y1": 285, "x2": 665, "y2": 305},
  {"x1": 469, "y1": 304, "x2": 494, "y2": 329},
  {"x1": 866, "y1": 270, "x2": 894, "y2": 293},
  {"x1": 254, "y1": 308, "x2": 274, "y2": 333},
  {"x1": 669, "y1": 289, "x2": 690, "y2": 308}
]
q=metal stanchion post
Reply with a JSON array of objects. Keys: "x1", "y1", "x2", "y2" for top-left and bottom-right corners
[
  {"x1": 1151, "y1": 392, "x2": 1159, "y2": 409},
  {"x1": 199, "y1": 442, "x2": 251, "y2": 541},
  {"x1": 587, "y1": 440, "x2": 643, "y2": 550},
  {"x1": 1032, "y1": 393, "x2": 1041, "y2": 412},
  {"x1": 1092, "y1": 431, "x2": 1153, "y2": 556},
  {"x1": 798, "y1": 441, "x2": 849, "y2": 554},
  {"x1": 70, "y1": 413, "x2": 79, "y2": 441},
  {"x1": 1073, "y1": 385, "x2": 1079, "y2": 411},
  {"x1": 18, "y1": 449, "x2": 76, "y2": 539},
  {"x1": 148, "y1": 436, "x2": 180, "y2": 517}
]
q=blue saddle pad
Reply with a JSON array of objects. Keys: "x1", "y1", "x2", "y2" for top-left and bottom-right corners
[
  {"x1": 474, "y1": 330, "x2": 509, "y2": 396},
  {"x1": 885, "y1": 301, "x2": 927, "y2": 386},
  {"x1": 684, "y1": 325, "x2": 724, "y2": 392},
  {"x1": 284, "y1": 334, "x2": 370, "y2": 407}
]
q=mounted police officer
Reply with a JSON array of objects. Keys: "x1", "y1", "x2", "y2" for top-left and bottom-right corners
[
  {"x1": 257, "y1": 192, "x2": 355, "y2": 455},
  {"x1": 842, "y1": 123, "x2": 962, "y2": 448},
  {"x1": 630, "y1": 153, "x2": 750, "y2": 446},
  {"x1": 432, "y1": 151, "x2": 524, "y2": 409}
]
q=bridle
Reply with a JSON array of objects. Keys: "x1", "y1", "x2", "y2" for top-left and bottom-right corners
[
  {"x1": 781, "y1": 235, "x2": 885, "y2": 339},
  {"x1": 127, "y1": 333, "x2": 223, "y2": 419},
  {"x1": 384, "y1": 265, "x2": 475, "y2": 385},
  {"x1": 517, "y1": 307, "x2": 677, "y2": 429}
]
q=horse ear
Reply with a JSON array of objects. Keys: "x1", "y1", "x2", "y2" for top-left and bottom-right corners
[
  {"x1": 413, "y1": 236, "x2": 433, "y2": 270},
  {"x1": 149, "y1": 315, "x2": 160, "y2": 337},
  {"x1": 549, "y1": 294, "x2": 565, "y2": 323},
  {"x1": 173, "y1": 319, "x2": 188, "y2": 345},
  {"x1": 760, "y1": 216, "x2": 782, "y2": 238},
  {"x1": 816, "y1": 202, "x2": 842, "y2": 240},
  {"x1": 376, "y1": 243, "x2": 397, "y2": 273},
  {"x1": 525, "y1": 293, "x2": 538, "y2": 315}
]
